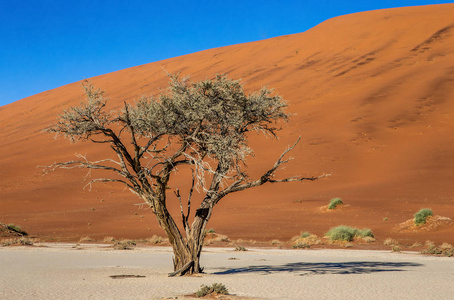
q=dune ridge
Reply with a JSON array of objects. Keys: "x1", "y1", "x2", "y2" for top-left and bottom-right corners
[{"x1": 1, "y1": 4, "x2": 454, "y2": 244}]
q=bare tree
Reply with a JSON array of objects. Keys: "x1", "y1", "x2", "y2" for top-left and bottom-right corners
[{"x1": 44, "y1": 74, "x2": 326, "y2": 276}]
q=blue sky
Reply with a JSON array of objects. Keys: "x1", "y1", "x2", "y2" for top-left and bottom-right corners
[{"x1": 1, "y1": 0, "x2": 452, "y2": 106}]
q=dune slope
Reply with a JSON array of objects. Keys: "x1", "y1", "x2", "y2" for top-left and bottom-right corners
[{"x1": 1, "y1": 4, "x2": 454, "y2": 244}]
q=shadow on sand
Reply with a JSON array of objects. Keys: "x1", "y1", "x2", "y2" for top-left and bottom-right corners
[{"x1": 214, "y1": 261, "x2": 423, "y2": 276}]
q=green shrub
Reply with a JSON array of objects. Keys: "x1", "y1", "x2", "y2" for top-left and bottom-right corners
[
  {"x1": 207, "y1": 228, "x2": 216, "y2": 234},
  {"x1": 414, "y1": 208, "x2": 433, "y2": 225},
  {"x1": 325, "y1": 226, "x2": 374, "y2": 241},
  {"x1": 300, "y1": 232, "x2": 311, "y2": 238},
  {"x1": 7, "y1": 224, "x2": 27, "y2": 235},
  {"x1": 358, "y1": 228, "x2": 374, "y2": 238},
  {"x1": 328, "y1": 198, "x2": 343, "y2": 210},
  {"x1": 196, "y1": 283, "x2": 229, "y2": 297}
]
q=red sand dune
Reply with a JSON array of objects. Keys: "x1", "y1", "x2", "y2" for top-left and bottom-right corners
[{"x1": 1, "y1": 4, "x2": 454, "y2": 245}]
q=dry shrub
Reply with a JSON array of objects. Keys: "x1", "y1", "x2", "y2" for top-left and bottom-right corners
[
  {"x1": 147, "y1": 235, "x2": 167, "y2": 244},
  {"x1": 78, "y1": 236, "x2": 93, "y2": 243},
  {"x1": 392, "y1": 245, "x2": 401, "y2": 252},
  {"x1": 422, "y1": 241, "x2": 454, "y2": 257},
  {"x1": 440, "y1": 242, "x2": 453, "y2": 251},
  {"x1": 291, "y1": 232, "x2": 321, "y2": 248},
  {"x1": 196, "y1": 283, "x2": 229, "y2": 297},
  {"x1": 362, "y1": 236, "x2": 376, "y2": 243},
  {"x1": 384, "y1": 238, "x2": 398, "y2": 246},
  {"x1": 1, "y1": 237, "x2": 35, "y2": 246},
  {"x1": 234, "y1": 246, "x2": 247, "y2": 251},
  {"x1": 411, "y1": 242, "x2": 422, "y2": 248},
  {"x1": 271, "y1": 239, "x2": 282, "y2": 245},
  {"x1": 113, "y1": 240, "x2": 136, "y2": 250},
  {"x1": 103, "y1": 236, "x2": 116, "y2": 243}
]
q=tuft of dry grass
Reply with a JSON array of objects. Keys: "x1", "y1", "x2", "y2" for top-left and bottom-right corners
[
  {"x1": 147, "y1": 235, "x2": 168, "y2": 244},
  {"x1": 78, "y1": 236, "x2": 93, "y2": 243},
  {"x1": 383, "y1": 238, "x2": 398, "y2": 246},
  {"x1": 291, "y1": 233, "x2": 322, "y2": 248},
  {"x1": 392, "y1": 245, "x2": 401, "y2": 252},
  {"x1": 102, "y1": 236, "x2": 116, "y2": 243},
  {"x1": 113, "y1": 240, "x2": 136, "y2": 250}
]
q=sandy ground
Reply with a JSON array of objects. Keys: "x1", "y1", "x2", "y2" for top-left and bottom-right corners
[{"x1": 1, "y1": 245, "x2": 453, "y2": 300}]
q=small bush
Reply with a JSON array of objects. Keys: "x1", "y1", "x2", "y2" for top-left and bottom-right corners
[
  {"x1": 234, "y1": 246, "x2": 247, "y2": 251},
  {"x1": 113, "y1": 240, "x2": 136, "y2": 250},
  {"x1": 414, "y1": 208, "x2": 433, "y2": 225},
  {"x1": 196, "y1": 283, "x2": 229, "y2": 297},
  {"x1": 292, "y1": 242, "x2": 310, "y2": 249},
  {"x1": 300, "y1": 232, "x2": 311, "y2": 238},
  {"x1": 103, "y1": 236, "x2": 116, "y2": 243},
  {"x1": 7, "y1": 224, "x2": 27, "y2": 235},
  {"x1": 384, "y1": 238, "x2": 398, "y2": 246},
  {"x1": 19, "y1": 237, "x2": 34, "y2": 245},
  {"x1": 358, "y1": 228, "x2": 374, "y2": 238},
  {"x1": 421, "y1": 241, "x2": 453, "y2": 257},
  {"x1": 147, "y1": 235, "x2": 164, "y2": 244},
  {"x1": 325, "y1": 226, "x2": 356, "y2": 241},
  {"x1": 392, "y1": 245, "x2": 401, "y2": 252},
  {"x1": 325, "y1": 226, "x2": 374, "y2": 242},
  {"x1": 328, "y1": 198, "x2": 343, "y2": 210},
  {"x1": 207, "y1": 228, "x2": 216, "y2": 234}
]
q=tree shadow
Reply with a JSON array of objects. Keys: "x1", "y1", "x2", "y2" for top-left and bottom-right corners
[{"x1": 213, "y1": 261, "x2": 423, "y2": 276}]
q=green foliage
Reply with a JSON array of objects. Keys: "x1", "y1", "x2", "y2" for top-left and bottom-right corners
[
  {"x1": 358, "y1": 228, "x2": 374, "y2": 238},
  {"x1": 325, "y1": 226, "x2": 374, "y2": 241},
  {"x1": 207, "y1": 228, "x2": 216, "y2": 234},
  {"x1": 196, "y1": 283, "x2": 229, "y2": 297},
  {"x1": 300, "y1": 232, "x2": 311, "y2": 238},
  {"x1": 328, "y1": 198, "x2": 343, "y2": 210},
  {"x1": 7, "y1": 224, "x2": 27, "y2": 235},
  {"x1": 414, "y1": 208, "x2": 433, "y2": 225}
]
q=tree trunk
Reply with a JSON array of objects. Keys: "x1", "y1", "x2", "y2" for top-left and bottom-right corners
[{"x1": 150, "y1": 195, "x2": 207, "y2": 276}]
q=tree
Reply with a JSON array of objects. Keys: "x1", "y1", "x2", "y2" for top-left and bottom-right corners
[{"x1": 45, "y1": 74, "x2": 325, "y2": 275}]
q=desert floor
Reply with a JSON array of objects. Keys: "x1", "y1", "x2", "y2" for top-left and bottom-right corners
[{"x1": 1, "y1": 244, "x2": 453, "y2": 299}]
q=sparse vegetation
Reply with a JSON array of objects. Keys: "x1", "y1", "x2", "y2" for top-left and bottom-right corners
[
  {"x1": 103, "y1": 236, "x2": 116, "y2": 243},
  {"x1": 234, "y1": 246, "x2": 247, "y2": 251},
  {"x1": 206, "y1": 228, "x2": 216, "y2": 234},
  {"x1": 292, "y1": 242, "x2": 310, "y2": 249},
  {"x1": 384, "y1": 238, "x2": 398, "y2": 246},
  {"x1": 300, "y1": 232, "x2": 311, "y2": 238},
  {"x1": 421, "y1": 240, "x2": 453, "y2": 257},
  {"x1": 414, "y1": 208, "x2": 433, "y2": 225},
  {"x1": 325, "y1": 226, "x2": 374, "y2": 242},
  {"x1": 78, "y1": 236, "x2": 93, "y2": 243},
  {"x1": 392, "y1": 245, "x2": 401, "y2": 252},
  {"x1": 1, "y1": 237, "x2": 35, "y2": 246},
  {"x1": 7, "y1": 224, "x2": 27, "y2": 235},
  {"x1": 113, "y1": 240, "x2": 136, "y2": 250},
  {"x1": 196, "y1": 283, "x2": 229, "y2": 297},
  {"x1": 328, "y1": 197, "x2": 343, "y2": 210},
  {"x1": 147, "y1": 235, "x2": 166, "y2": 244}
]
